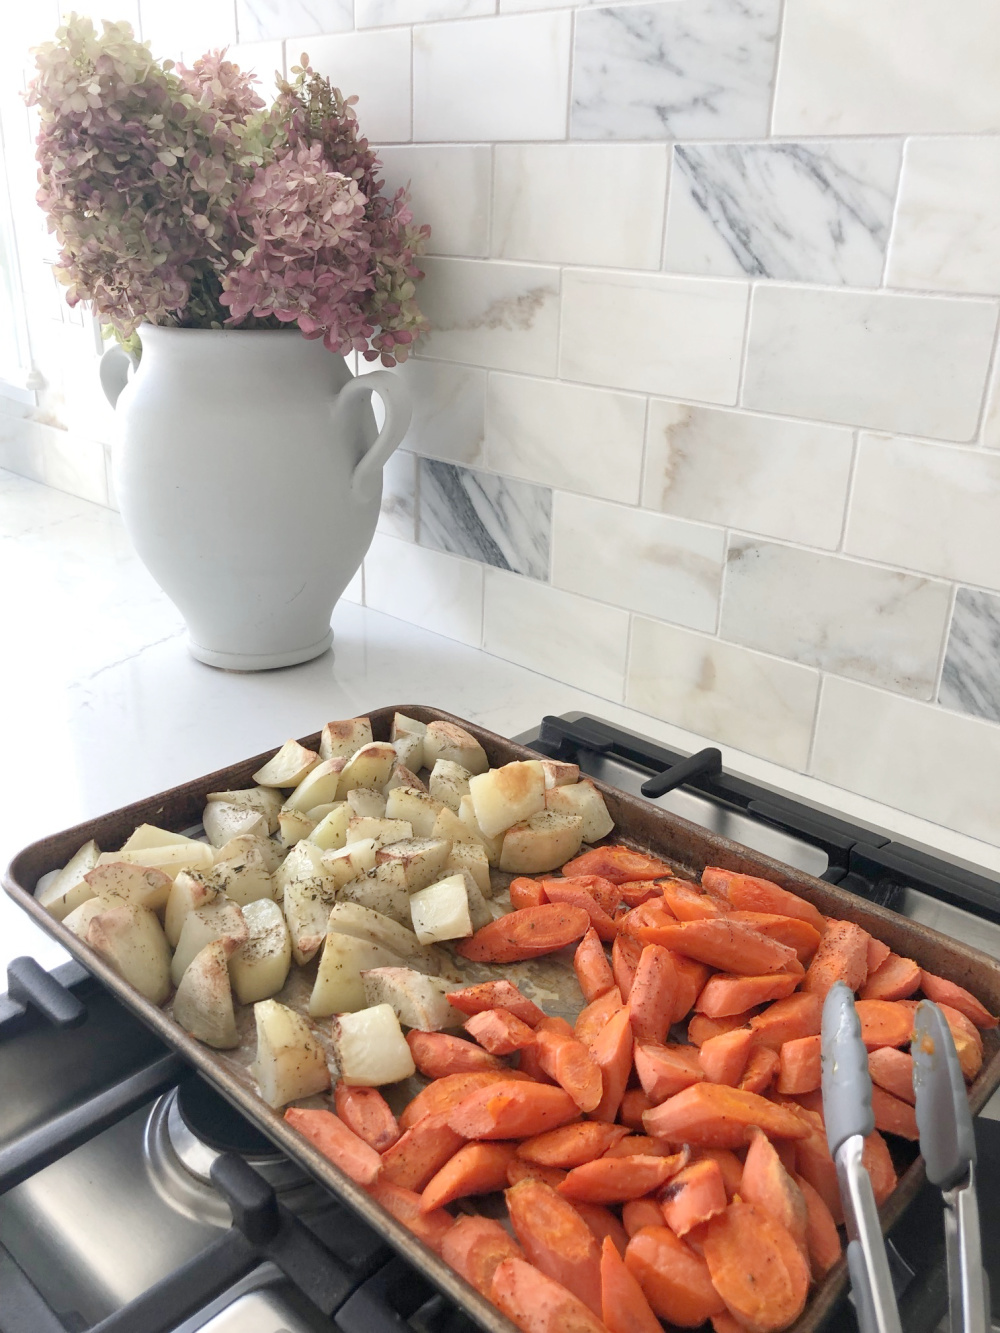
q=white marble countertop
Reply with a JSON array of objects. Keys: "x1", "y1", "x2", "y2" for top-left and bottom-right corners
[{"x1": 3, "y1": 467, "x2": 999, "y2": 976}]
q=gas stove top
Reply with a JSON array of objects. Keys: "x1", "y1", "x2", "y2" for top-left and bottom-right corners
[{"x1": 2, "y1": 711, "x2": 1000, "y2": 1333}]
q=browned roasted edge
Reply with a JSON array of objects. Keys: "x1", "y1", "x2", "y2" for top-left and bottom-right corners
[{"x1": 5, "y1": 703, "x2": 1000, "y2": 1333}]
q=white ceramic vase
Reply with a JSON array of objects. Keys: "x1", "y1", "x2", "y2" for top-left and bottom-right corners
[{"x1": 100, "y1": 326, "x2": 410, "y2": 670}]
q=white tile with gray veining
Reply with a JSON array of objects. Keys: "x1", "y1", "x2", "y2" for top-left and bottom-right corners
[
  {"x1": 235, "y1": 0, "x2": 351, "y2": 41},
  {"x1": 357, "y1": 0, "x2": 495, "y2": 26},
  {"x1": 378, "y1": 146, "x2": 492, "y2": 259},
  {"x1": 571, "y1": 0, "x2": 781, "y2": 142},
  {"x1": 663, "y1": 140, "x2": 901, "y2": 285},
  {"x1": 939, "y1": 588, "x2": 1000, "y2": 724},
  {"x1": 392, "y1": 360, "x2": 487, "y2": 466},
  {"x1": 721, "y1": 538, "x2": 952, "y2": 697},
  {"x1": 418, "y1": 459, "x2": 551, "y2": 580}
]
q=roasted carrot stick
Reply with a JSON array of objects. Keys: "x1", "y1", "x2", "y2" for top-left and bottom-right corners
[
  {"x1": 698, "y1": 1027, "x2": 753, "y2": 1086},
  {"x1": 284, "y1": 1107, "x2": 383, "y2": 1186},
  {"x1": 603, "y1": 1135, "x2": 680, "y2": 1159},
  {"x1": 863, "y1": 1130, "x2": 897, "y2": 1204},
  {"x1": 618, "y1": 879, "x2": 667, "y2": 908},
  {"x1": 701, "y1": 1200, "x2": 810, "y2": 1333},
  {"x1": 590, "y1": 1005, "x2": 635, "y2": 1123},
  {"x1": 446, "y1": 979, "x2": 546, "y2": 1027},
  {"x1": 333, "y1": 1083, "x2": 401, "y2": 1152},
  {"x1": 634, "y1": 917, "x2": 800, "y2": 976},
  {"x1": 612, "y1": 933, "x2": 642, "y2": 1000},
  {"x1": 550, "y1": 874, "x2": 623, "y2": 914},
  {"x1": 792, "y1": 1112, "x2": 843, "y2": 1224},
  {"x1": 507, "y1": 1157, "x2": 567, "y2": 1189},
  {"x1": 620, "y1": 1088, "x2": 655, "y2": 1132},
  {"x1": 505, "y1": 1178, "x2": 603, "y2": 1315},
  {"x1": 634, "y1": 1041, "x2": 705, "y2": 1102},
  {"x1": 517, "y1": 1120, "x2": 630, "y2": 1168},
  {"x1": 867, "y1": 935, "x2": 891, "y2": 973},
  {"x1": 401, "y1": 1070, "x2": 534, "y2": 1131},
  {"x1": 777, "y1": 1034, "x2": 822, "y2": 1095},
  {"x1": 739, "y1": 1045, "x2": 780, "y2": 1094},
  {"x1": 559, "y1": 1152, "x2": 687, "y2": 1205},
  {"x1": 920, "y1": 969, "x2": 999, "y2": 1028},
  {"x1": 860, "y1": 953, "x2": 921, "y2": 1001},
  {"x1": 871, "y1": 1085, "x2": 918, "y2": 1140},
  {"x1": 660, "y1": 1157, "x2": 728, "y2": 1236},
  {"x1": 711, "y1": 1314, "x2": 746, "y2": 1333},
  {"x1": 696, "y1": 970, "x2": 801, "y2": 1019},
  {"x1": 868, "y1": 1047, "x2": 916, "y2": 1104},
  {"x1": 852, "y1": 998, "x2": 915, "y2": 1049},
  {"x1": 802, "y1": 919, "x2": 870, "y2": 997},
  {"x1": 573, "y1": 1202, "x2": 630, "y2": 1258},
  {"x1": 563, "y1": 846, "x2": 674, "y2": 884},
  {"x1": 448, "y1": 1080, "x2": 580, "y2": 1140},
  {"x1": 575, "y1": 927, "x2": 617, "y2": 1003},
  {"x1": 691, "y1": 1148, "x2": 744, "y2": 1200},
  {"x1": 575, "y1": 987, "x2": 624, "y2": 1048},
  {"x1": 739, "y1": 1128, "x2": 808, "y2": 1261},
  {"x1": 456, "y1": 904, "x2": 591, "y2": 963},
  {"x1": 701, "y1": 867, "x2": 827, "y2": 934},
  {"x1": 368, "y1": 1179, "x2": 454, "y2": 1253},
  {"x1": 671, "y1": 954, "x2": 712, "y2": 1023},
  {"x1": 628, "y1": 944, "x2": 679, "y2": 1044},
  {"x1": 510, "y1": 877, "x2": 548, "y2": 910},
  {"x1": 643, "y1": 1083, "x2": 809, "y2": 1148},
  {"x1": 535, "y1": 1028, "x2": 603, "y2": 1112},
  {"x1": 623, "y1": 1198, "x2": 666, "y2": 1237},
  {"x1": 749, "y1": 992, "x2": 824, "y2": 1050},
  {"x1": 491, "y1": 1257, "x2": 609, "y2": 1333},
  {"x1": 543, "y1": 880, "x2": 619, "y2": 943},
  {"x1": 624, "y1": 1225, "x2": 725, "y2": 1327},
  {"x1": 420, "y1": 1140, "x2": 517, "y2": 1212},
  {"x1": 661, "y1": 879, "x2": 729, "y2": 921},
  {"x1": 441, "y1": 1215, "x2": 525, "y2": 1298},
  {"x1": 600, "y1": 1234, "x2": 663, "y2": 1333},
  {"x1": 465, "y1": 1008, "x2": 538, "y2": 1055},
  {"x1": 794, "y1": 1173, "x2": 842, "y2": 1279},
  {"x1": 379, "y1": 1114, "x2": 465, "y2": 1192},
  {"x1": 688, "y1": 1011, "x2": 756, "y2": 1046},
  {"x1": 937, "y1": 1003, "x2": 984, "y2": 1080},
  {"x1": 407, "y1": 1030, "x2": 505, "y2": 1078},
  {"x1": 727, "y1": 911, "x2": 822, "y2": 965},
  {"x1": 620, "y1": 899, "x2": 679, "y2": 938}
]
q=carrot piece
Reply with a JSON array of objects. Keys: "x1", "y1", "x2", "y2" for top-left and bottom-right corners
[
  {"x1": 563, "y1": 846, "x2": 674, "y2": 884},
  {"x1": 629, "y1": 945, "x2": 679, "y2": 1043},
  {"x1": 740, "y1": 1128, "x2": 808, "y2": 1261},
  {"x1": 620, "y1": 1089, "x2": 654, "y2": 1131},
  {"x1": 510, "y1": 877, "x2": 548, "y2": 910},
  {"x1": 618, "y1": 878, "x2": 666, "y2": 907},
  {"x1": 574, "y1": 928, "x2": 617, "y2": 1003},
  {"x1": 688, "y1": 1011, "x2": 756, "y2": 1046},
  {"x1": 634, "y1": 918, "x2": 800, "y2": 976},
  {"x1": 739, "y1": 1045, "x2": 780, "y2": 1094},
  {"x1": 634, "y1": 1041, "x2": 705, "y2": 1102},
  {"x1": 671, "y1": 954, "x2": 711, "y2": 1023},
  {"x1": 871, "y1": 1085, "x2": 918, "y2": 1140},
  {"x1": 643, "y1": 1083, "x2": 809, "y2": 1148},
  {"x1": 920, "y1": 969, "x2": 999, "y2": 1029},
  {"x1": 712, "y1": 1314, "x2": 747, "y2": 1333},
  {"x1": 446, "y1": 979, "x2": 546, "y2": 1027},
  {"x1": 555, "y1": 873, "x2": 623, "y2": 913},
  {"x1": 794, "y1": 1173, "x2": 842, "y2": 1279},
  {"x1": 518, "y1": 1120, "x2": 630, "y2": 1168},
  {"x1": 777, "y1": 1035, "x2": 822, "y2": 1095},
  {"x1": 456, "y1": 904, "x2": 591, "y2": 963},
  {"x1": 491, "y1": 1257, "x2": 609, "y2": 1333},
  {"x1": 369, "y1": 1180, "x2": 454, "y2": 1254},
  {"x1": 535, "y1": 1028, "x2": 603, "y2": 1112},
  {"x1": 860, "y1": 953, "x2": 921, "y2": 1002},
  {"x1": 333, "y1": 1083, "x2": 401, "y2": 1153},
  {"x1": 791, "y1": 1112, "x2": 843, "y2": 1224},
  {"x1": 749, "y1": 992, "x2": 824, "y2": 1050},
  {"x1": 699, "y1": 1028, "x2": 753, "y2": 1086},
  {"x1": 576, "y1": 1203, "x2": 631, "y2": 1258},
  {"x1": 624, "y1": 1225, "x2": 725, "y2": 1327},
  {"x1": 661, "y1": 879, "x2": 729, "y2": 921},
  {"x1": 507, "y1": 1157, "x2": 567, "y2": 1189},
  {"x1": 559, "y1": 1153, "x2": 687, "y2": 1205},
  {"x1": 420, "y1": 1140, "x2": 517, "y2": 1212},
  {"x1": 537, "y1": 1014, "x2": 576, "y2": 1039},
  {"x1": 867, "y1": 935, "x2": 892, "y2": 973},
  {"x1": 620, "y1": 899, "x2": 680, "y2": 939},
  {"x1": 868, "y1": 1047, "x2": 916, "y2": 1105},
  {"x1": 851, "y1": 998, "x2": 914, "y2": 1049},
  {"x1": 623, "y1": 1198, "x2": 665, "y2": 1237},
  {"x1": 406, "y1": 1030, "x2": 505, "y2": 1078},
  {"x1": 442, "y1": 1215, "x2": 525, "y2": 1298},
  {"x1": 701, "y1": 1200, "x2": 810, "y2": 1333},
  {"x1": 691, "y1": 1148, "x2": 744, "y2": 1200},
  {"x1": 660, "y1": 1157, "x2": 728, "y2": 1236},
  {"x1": 465, "y1": 1008, "x2": 538, "y2": 1055},
  {"x1": 448, "y1": 1080, "x2": 580, "y2": 1141},
  {"x1": 603, "y1": 1135, "x2": 680, "y2": 1159},
  {"x1": 506, "y1": 1178, "x2": 603, "y2": 1315},
  {"x1": 379, "y1": 1113, "x2": 465, "y2": 1191},
  {"x1": 863, "y1": 1130, "x2": 897, "y2": 1204},
  {"x1": 612, "y1": 933, "x2": 642, "y2": 1000},
  {"x1": 284, "y1": 1107, "x2": 383, "y2": 1186},
  {"x1": 590, "y1": 1005, "x2": 635, "y2": 1123},
  {"x1": 937, "y1": 1002, "x2": 984, "y2": 1081},
  {"x1": 600, "y1": 1234, "x2": 663, "y2": 1333},
  {"x1": 400, "y1": 1070, "x2": 531, "y2": 1131},
  {"x1": 702, "y1": 867, "x2": 827, "y2": 935},
  {"x1": 696, "y1": 970, "x2": 801, "y2": 1018},
  {"x1": 575, "y1": 987, "x2": 624, "y2": 1048},
  {"x1": 543, "y1": 880, "x2": 620, "y2": 943},
  {"x1": 728, "y1": 911, "x2": 822, "y2": 966},
  {"x1": 802, "y1": 919, "x2": 869, "y2": 997}
]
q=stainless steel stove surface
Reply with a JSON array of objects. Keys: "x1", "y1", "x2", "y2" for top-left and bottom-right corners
[{"x1": 3, "y1": 709, "x2": 1000, "y2": 1333}]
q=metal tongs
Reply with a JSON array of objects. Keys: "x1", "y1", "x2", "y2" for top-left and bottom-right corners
[{"x1": 820, "y1": 982, "x2": 989, "y2": 1333}]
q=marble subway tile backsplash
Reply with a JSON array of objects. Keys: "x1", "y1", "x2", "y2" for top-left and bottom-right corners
[
  {"x1": 378, "y1": 147, "x2": 492, "y2": 259},
  {"x1": 939, "y1": 589, "x2": 1000, "y2": 725},
  {"x1": 418, "y1": 459, "x2": 552, "y2": 580},
  {"x1": 391, "y1": 360, "x2": 486, "y2": 467},
  {"x1": 236, "y1": 0, "x2": 351, "y2": 42},
  {"x1": 365, "y1": 534, "x2": 484, "y2": 647},
  {"x1": 357, "y1": 0, "x2": 494, "y2": 26},
  {"x1": 308, "y1": 28, "x2": 411, "y2": 143}
]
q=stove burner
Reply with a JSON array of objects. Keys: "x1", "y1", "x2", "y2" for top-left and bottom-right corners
[{"x1": 176, "y1": 1076, "x2": 275, "y2": 1157}]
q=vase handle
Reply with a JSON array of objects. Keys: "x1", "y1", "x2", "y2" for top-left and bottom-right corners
[
  {"x1": 100, "y1": 344, "x2": 133, "y2": 408},
  {"x1": 337, "y1": 369, "x2": 412, "y2": 504}
]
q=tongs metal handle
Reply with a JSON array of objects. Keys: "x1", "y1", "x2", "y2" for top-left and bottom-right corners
[
  {"x1": 822, "y1": 982, "x2": 903, "y2": 1333},
  {"x1": 912, "y1": 1000, "x2": 989, "y2": 1333}
]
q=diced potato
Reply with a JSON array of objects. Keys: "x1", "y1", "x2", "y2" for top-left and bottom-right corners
[
  {"x1": 120, "y1": 825, "x2": 201, "y2": 852},
  {"x1": 339, "y1": 872, "x2": 411, "y2": 926},
  {"x1": 392, "y1": 731, "x2": 425, "y2": 773},
  {"x1": 276, "y1": 840, "x2": 335, "y2": 898},
  {"x1": 211, "y1": 841, "x2": 276, "y2": 908},
  {"x1": 327, "y1": 901, "x2": 440, "y2": 969},
  {"x1": 309, "y1": 934, "x2": 409, "y2": 1016},
  {"x1": 445, "y1": 840, "x2": 492, "y2": 898},
  {"x1": 173, "y1": 940, "x2": 239, "y2": 1048},
  {"x1": 252, "y1": 739, "x2": 320, "y2": 789},
  {"x1": 385, "y1": 763, "x2": 426, "y2": 794},
  {"x1": 384, "y1": 786, "x2": 445, "y2": 836},
  {"x1": 468, "y1": 761, "x2": 545, "y2": 839},
  {"x1": 251, "y1": 999, "x2": 331, "y2": 1107},
  {"x1": 165, "y1": 870, "x2": 219, "y2": 947},
  {"x1": 339, "y1": 742, "x2": 397, "y2": 792},
  {"x1": 361, "y1": 968, "x2": 460, "y2": 1032},
  {"x1": 374, "y1": 837, "x2": 452, "y2": 893},
  {"x1": 319, "y1": 716, "x2": 373, "y2": 762},
  {"x1": 203, "y1": 802, "x2": 269, "y2": 848},
  {"x1": 330, "y1": 1004, "x2": 415, "y2": 1086},
  {"x1": 307, "y1": 803, "x2": 352, "y2": 852},
  {"x1": 229, "y1": 899, "x2": 292, "y2": 1005},
  {"x1": 171, "y1": 897, "x2": 248, "y2": 986},
  {"x1": 283, "y1": 758, "x2": 348, "y2": 814},
  {"x1": 214, "y1": 833, "x2": 283, "y2": 874},
  {"x1": 541, "y1": 760, "x2": 580, "y2": 789},
  {"x1": 409, "y1": 874, "x2": 473, "y2": 944},
  {"x1": 304, "y1": 803, "x2": 338, "y2": 822},
  {"x1": 205, "y1": 787, "x2": 283, "y2": 834},
  {"x1": 279, "y1": 843, "x2": 339, "y2": 964},
  {"x1": 458, "y1": 795, "x2": 504, "y2": 865},
  {"x1": 392, "y1": 712, "x2": 427, "y2": 742},
  {"x1": 278, "y1": 808, "x2": 316, "y2": 847},
  {"x1": 347, "y1": 787, "x2": 387, "y2": 819},
  {"x1": 346, "y1": 817, "x2": 412, "y2": 849},
  {"x1": 63, "y1": 897, "x2": 106, "y2": 940},
  {"x1": 85, "y1": 862, "x2": 173, "y2": 913},
  {"x1": 321, "y1": 838, "x2": 379, "y2": 889},
  {"x1": 431, "y1": 806, "x2": 472, "y2": 846},
  {"x1": 36, "y1": 839, "x2": 100, "y2": 920},
  {"x1": 429, "y1": 759, "x2": 472, "y2": 813},
  {"x1": 544, "y1": 778, "x2": 615, "y2": 843},
  {"x1": 96, "y1": 842, "x2": 215, "y2": 879},
  {"x1": 86, "y1": 904, "x2": 172, "y2": 1005},
  {"x1": 423, "y1": 720, "x2": 489, "y2": 776},
  {"x1": 457, "y1": 868, "x2": 493, "y2": 930},
  {"x1": 499, "y1": 810, "x2": 584, "y2": 874}
]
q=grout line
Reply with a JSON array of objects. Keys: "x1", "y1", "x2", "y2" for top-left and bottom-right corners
[
  {"x1": 635, "y1": 394, "x2": 651, "y2": 508},
  {"x1": 659, "y1": 143, "x2": 672, "y2": 271},
  {"x1": 878, "y1": 136, "x2": 907, "y2": 290},
  {"x1": 805, "y1": 673, "x2": 826, "y2": 772},
  {"x1": 765, "y1": 0, "x2": 786, "y2": 137},
  {"x1": 565, "y1": 6, "x2": 576, "y2": 141},
  {"x1": 735, "y1": 283, "x2": 755, "y2": 406},
  {"x1": 972, "y1": 314, "x2": 1000, "y2": 446},
  {"x1": 932, "y1": 581, "x2": 959, "y2": 702},
  {"x1": 836, "y1": 430, "x2": 860, "y2": 553},
  {"x1": 714, "y1": 529, "x2": 731, "y2": 638},
  {"x1": 621, "y1": 612, "x2": 635, "y2": 706}
]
